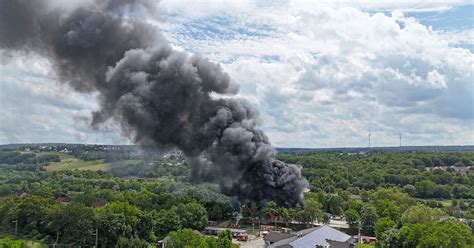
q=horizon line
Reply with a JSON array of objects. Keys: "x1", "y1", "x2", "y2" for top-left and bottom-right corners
[{"x1": 1, "y1": 142, "x2": 473, "y2": 150}]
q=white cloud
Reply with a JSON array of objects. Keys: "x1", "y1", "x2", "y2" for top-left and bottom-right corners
[
  {"x1": 159, "y1": 1, "x2": 474, "y2": 147},
  {"x1": 426, "y1": 69, "x2": 447, "y2": 88},
  {"x1": 0, "y1": 53, "x2": 128, "y2": 144}
]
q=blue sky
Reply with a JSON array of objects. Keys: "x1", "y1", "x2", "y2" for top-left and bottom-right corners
[
  {"x1": 407, "y1": 4, "x2": 473, "y2": 31},
  {"x1": 1, "y1": 0, "x2": 473, "y2": 147}
]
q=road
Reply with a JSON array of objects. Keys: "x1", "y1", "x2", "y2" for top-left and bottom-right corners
[{"x1": 234, "y1": 235, "x2": 265, "y2": 248}]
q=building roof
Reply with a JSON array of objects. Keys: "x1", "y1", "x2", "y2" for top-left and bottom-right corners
[
  {"x1": 289, "y1": 225, "x2": 351, "y2": 248},
  {"x1": 327, "y1": 239, "x2": 354, "y2": 248},
  {"x1": 56, "y1": 195, "x2": 71, "y2": 202},
  {"x1": 269, "y1": 237, "x2": 298, "y2": 248},
  {"x1": 264, "y1": 232, "x2": 295, "y2": 243},
  {"x1": 268, "y1": 227, "x2": 322, "y2": 248}
]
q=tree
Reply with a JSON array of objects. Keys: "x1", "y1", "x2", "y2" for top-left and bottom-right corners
[
  {"x1": 73, "y1": 192, "x2": 98, "y2": 207},
  {"x1": 375, "y1": 217, "x2": 396, "y2": 240},
  {"x1": 415, "y1": 180, "x2": 437, "y2": 198},
  {"x1": 166, "y1": 229, "x2": 208, "y2": 248},
  {"x1": 321, "y1": 213, "x2": 330, "y2": 224},
  {"x1": 374, "y1": 199, "x2": 401, "y2": 223},
  {"x1": 326, "y1": 195, "x2": 343, "y2": 215},
  {"x1": 176, "y1": 203, "x2": 208, "y2": 230},
  {"x1": 344, "y1": 209, "x2": 359, "y2": 229},
  {"x1": 207, "y1": 201, "x2": 233, "y2": 221},
  {"x1": 418, "y1": 220, "x2": 474, "y2": 248},
  {"x1": 136, "y1": 212, "x2": 154, "y2": 242},
  {"x1": 371, "y1": 188, "x2": 416, "y2": 212},
  {"x1": 95, "y1": 201, "x2": 143, "y2": 239},
  {"x1": 217, "y1": 229, "x2": 232, "y2": 248},
  {"x1": 263, "y1": 201, "x2": 280, "y2": 227},
  {"x1": 398, "y1": 223, "x2": 425, "y2": 248},
  {"x1": 296, "y1": 199, "x2": 323, "y2": 226},
  {"x1": 281, "y1": 208, "x2": 295, "y2": 226},
  {"x1": 452, "y1": 184, "x2": 471, "y2": 198},
  {"x1": 0, "y1": 237, "x2": 25, "y2": 248},
  {"x1": 401, "y1": 205, "x2": 447, "y2": 224},
  {"x1": 116, "y1": 237, "x2": 149, "y2": 248},
  {"x1": 47, "y1": 203, "x2": 95, "y2": 246},
  {"x1": 345, "y1": 199, "x2": 363, "y2": 212},
  {"x1": 3, "y1": 196, "x2": 51, "y2": 236},
  {"x1": 360, "y1": 204, "x2": 378, "y2": 236},
  {"x1": 378, "y1": 228, "x2": 399, "y2": 248},
  {"x1": 0, "y1": 184, "x2": 10, "y2": 197},
  {"x1": 360, "y1": 191, "x2": 370, "y2": 202},
  {"x1": 398, "y1": 220, "x2": 474, "y2": 248},
  {"x1": 433, "y1": 185, "x2": 451, "y2": 198},
  {"x1": 96, "y1": 211, "x2": 129, "y2": 247},
  {"x1": 401, "y1": 184, "x2": 416, "y2": 197},
  {"x1": 432, "y1": 158, "x2": 445, "y2": 166},
  {"x1": 152, "y1": 208, "x2": 182, "y2": 239}
]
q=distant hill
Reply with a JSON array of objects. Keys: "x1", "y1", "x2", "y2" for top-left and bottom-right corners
[
  {"x1": 276, "y1": 145, "x2": 474, "y2": 153},
  {"x1": 1, "y1": 143, "x2": 473, "y2": 153}
]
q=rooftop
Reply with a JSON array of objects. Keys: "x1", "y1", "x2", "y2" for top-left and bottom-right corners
[
  {"x1": 290, "y1": 225, "x2": 351, "y2": 248},
  {"x1": 269, "y1": 225, "x2": 352, "y2": 248}
]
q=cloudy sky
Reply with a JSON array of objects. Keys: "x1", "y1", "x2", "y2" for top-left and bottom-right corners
[{"x1": 0, "y1": 0, "x2": 473, "y2": 147}]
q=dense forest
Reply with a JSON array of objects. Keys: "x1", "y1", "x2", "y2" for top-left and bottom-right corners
[
  {"x1": 0, "y1": 144, "x2": 473, "y2": 247},
  {"x1": 278, "y1": 151, "x2": 473, "y2": 199}
]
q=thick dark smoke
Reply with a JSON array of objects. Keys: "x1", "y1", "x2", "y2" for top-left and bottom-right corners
[{"x1": 0, "y1": 0, "x2": 308, "y2": 206}]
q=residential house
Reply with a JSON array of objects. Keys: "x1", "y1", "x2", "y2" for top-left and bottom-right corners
[
  {"x1": 15, "y1": 190, "x2": 28, "y2": 198},
  {"x1": 264, "y1": 231, "x2": 295, "y2": 246},
  {"x1": 56, "y1": 194, "x2": 71, "y2": 205},
  {"x1": 268, "y1": 225, "x2": 355, "y2": 248}
]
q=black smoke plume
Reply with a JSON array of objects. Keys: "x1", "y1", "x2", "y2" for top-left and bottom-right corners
[{"x1": 0, "y1": 0, "x2": 307, "y2": 206}]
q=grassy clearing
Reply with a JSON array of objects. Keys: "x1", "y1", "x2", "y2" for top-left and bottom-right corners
[
  {"x1": 356, "y1": 244, "x2": 375, "y2": 248},
  {"x1": 44, "y1": 153, "x2": 141, "y2": 172},
  {"x1": 45, "y1": 154, "x2": 109, "y2": 172},
  {"x1": 36, "y1": 151, "x2": 70, "y2": 160},
  {"x1": 419, "y1": 198, "x2": 452, "y2": 208},
  {"x1": 108, "y1": 159, "x2": 141, "y2": 166},
  {"x1": 0, "y1": 235, "x2": 48, "y2": 248},
  {"x1": 438, "y1": 200, "x2": 452, "y2": 207}
]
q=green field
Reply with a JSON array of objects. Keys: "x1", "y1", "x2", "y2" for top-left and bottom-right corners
[
  {"x1": 419, "y1": 199, "x2": 452, "y2": 208},
  {"x1": 45, "y1": 153, "x2": 109, "y2": 171},
  {"x1": 356, "y1": 244, "x2": 375, "y2": 248},
  {"x1": 43, "y1": 152, "x2": 142, "y2": 172},
  {"x1": 0, "y1": 235, "x2": 47, "y2": 248}
]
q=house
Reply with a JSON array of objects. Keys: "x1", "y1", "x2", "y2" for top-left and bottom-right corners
[
  {"x1": 426, "y1": 166, "x2": 471, "y2": 175},
  {"x1": 15, "y1": 190, "x2": 28, "y2": 198},
  {"x1": 92, "y1": 202, "x2": 105, "y2": 208},
  {"x1": 326, "y1": 240, "x2": 354, "y2": 248},
  {"x1": 264, "y1": 231, "x2": 295, "y2": 246},
  {"x1": 260, "y1": 225, "x2": 274, "y2": 232},
  {"x1": 451, "y1": 166, "x2": 470, "y2": 174},
  {"x1": 268, "y1": 213, "x2": 283, "y2": 223},
  {"x1": 360, "y1": 236, "x2": 377, "y2": 244},
  {"x1": 346, "y1": 186, "x2": 359, "y2": 194},
  {"x1": 331, "y1": 215, "x2": 345, "y2": 221},
  {"x1": 268, "y1": 225, "x2": 355, "y2": 248},
  {"x1": 56, "y1": 194, "x2": 71, "y2": 204}
]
